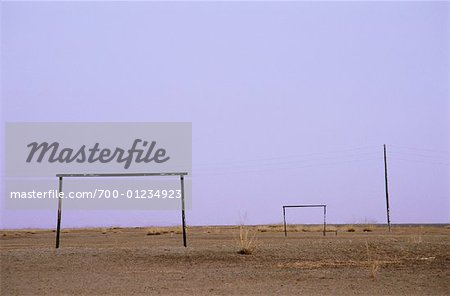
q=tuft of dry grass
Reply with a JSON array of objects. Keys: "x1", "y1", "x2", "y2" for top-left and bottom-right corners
[
  {"x1": 268, "y1": 224, "x2": 283, "y2": 229},
  {"x1": 257, "y1": 225, "x2": 284, "y2": 233},
  {"x1": 362, "y1": 224, "x2": 375, "y2": 232},
  {"x1": 257, "y1": 227, "x2": 268, "y2": 233},
  {"x1": 146, "y1": 226, "x2": 182, "y2": 236},
  {"x1": 411, "y1": 235, "x2": 423, "y2": 244},
  {"x1": 237, "y1": 225, "x2": 257, "y2": 255},
  {"x1": 146, "y1": 230, "x2": 162, "y2": 236},
  {"x1": 365, "y1": 240, "x2": 380, "y2": 280},
  {"x1": 146, "y1": 227, "x2": 167, "y2": 236},
  {"x1": 370, "y1": 260, "x2": 380, "y2": 279},
  {"x1": 300, "y1": 225, "x2": 325, "y2": 233}
]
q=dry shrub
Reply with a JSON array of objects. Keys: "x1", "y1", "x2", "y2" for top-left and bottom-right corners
[
  {"x1": 301, "y1": 225, "x2": 324, "y2": 233},
  {"x1": 146, "y1": 227, "x2": 166, "y2": 236},
  {"x1": 237, "y1": 225, "x2": 257, "y2": 255},
  {"x1": 365, "y1": 240, "x2": 380, "y2": 280},
  {"x1": 326, "y1": 225, "x2": 337, "y2": 232},
  {"x1": 341, "y1": 224, "x2": 356, "y2": 232},
  {"x1": 146, "y1": 227, "x2": 179, "y2": 236},
  {"x1": 362, "y1": 224, "x2": 375, "y2": 232},
  {"x1": 256, "y1": 224, "x2": 284, "y2": 233},
  {"x1": 370, "y1": 260, "x2": 380, "y2": 279},
  {"x1": 147, "y1": 230, "x2": 162, "y2": 236},
  {"x1": 257, "y1": 225, "x2": 272, "y2": 233},
  {"x1": 267, "y1": 224, "x2": 285, "y2": 231},
  {"x1": 411, "y1": 235, "x2": 423, "y2": 244}
]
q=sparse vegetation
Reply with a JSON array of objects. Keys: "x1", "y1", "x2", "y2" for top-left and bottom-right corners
[
  {"x1": 252, "y1": 224, "x2": 386, "y2": 234},
  {"x1": 300, "y1": 225, "x2": 325, "y2": 233},
  {"x1": 361, "y1": 223, "x2": 375, "y2": 232},
  {"x1": 258, "y1": 227, "x2": 268, "y2": 232},
  {"x1": 146, "y1": 230, "x2": 162, "y2": 236},
  {"x1": 146, "y1": 227, "x2": 182, "y2": 236},
  {"x1": 1, "y1": 225, "x2": 448, "y2": 295},
  {"x1": 411, "y1": 235, "x2": 423, "y2": 244},
  {"x1": 370, "y1": 260, "x2": 380, "y2": 279},
  {"x1": 365, "y1": 240, "x2": 380, "y2": 280},
  {"x1": 237, "y1": 225, "x2": 257, "y2": 255}
]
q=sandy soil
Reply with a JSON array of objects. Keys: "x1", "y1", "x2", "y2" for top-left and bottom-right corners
[{"x1": 1, "y1": 225, "x2": 449, "y2": 295}]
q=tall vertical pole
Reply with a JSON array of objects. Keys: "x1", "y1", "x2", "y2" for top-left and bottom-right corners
[
  {"x1": 56, "y1": 177, "x2": 63, "y2": 248},
  {"x1": 283, "y1": 206, "x2": 287, "y2": 237},
  {"x1": 323, "y1": 205, "x2": 327, "y2": 236},
  {"x1": 180, "y1": 175, "x2": 187, "y2": 247},
  {"x1": 384, "y1": 144, "x2": 391, "y2": 232}
]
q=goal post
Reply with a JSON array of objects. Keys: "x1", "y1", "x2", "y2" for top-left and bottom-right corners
[
  {"x1": 282, "y1": 204, "x2": 327, "y2": 237},
  {"x1": 55, "y1": 172, "x2": 188, "y2": 248}
]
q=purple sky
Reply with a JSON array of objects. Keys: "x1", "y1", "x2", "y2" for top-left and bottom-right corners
[{"x1": 1, "y1": 1, "x2": 449, "y2": 228}]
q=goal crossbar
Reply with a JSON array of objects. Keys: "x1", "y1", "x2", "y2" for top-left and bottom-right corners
[
  {"x1": 282, "y1": 204, "x2": 327, "y2": 237},
  {"x1": 56, "y1": 172, "x2": 188, "y2": 177},
  {"x1": 55, "y1": 172, "x2": 188, "y2": 248}
]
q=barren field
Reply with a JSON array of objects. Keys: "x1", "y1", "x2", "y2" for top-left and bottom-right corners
[{"x1": 1, "y1": 225, "x2": 449, "y2": 295}]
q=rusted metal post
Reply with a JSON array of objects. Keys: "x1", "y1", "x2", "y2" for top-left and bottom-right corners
[
  {"x1": 55, "y1": 176, "x2": 63, "y2": 248},
  {"x1": 180, "y1": 175, "x2": 187, "y2": 247},
  {"x1": 384, "y1": 144, "x2": 391, "y2": 232}
]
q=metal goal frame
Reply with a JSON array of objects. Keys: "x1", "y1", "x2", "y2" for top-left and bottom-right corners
[
  {"x1": 55, "y1": 172, "x2": 188, "y2": 248},
  {"x1": 282, "y1": 204, "x2": 327, "y2": 236}
]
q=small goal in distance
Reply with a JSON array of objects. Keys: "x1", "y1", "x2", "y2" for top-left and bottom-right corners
[{"x1": 282, "y1": 204, "x2": 327, "y2": 236}]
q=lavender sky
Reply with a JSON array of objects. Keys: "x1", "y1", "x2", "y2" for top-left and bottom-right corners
[{"x1": 1, "y1": 1, "x2": 449, "y2": 228}]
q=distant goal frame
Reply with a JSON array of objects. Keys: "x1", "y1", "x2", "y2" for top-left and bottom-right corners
[
  {"x1": 282, "y1": 204, "x2": 327, "y2": 236},
  {"x1": 55, "y1": 172, "x2": 188, "y2": 248}
]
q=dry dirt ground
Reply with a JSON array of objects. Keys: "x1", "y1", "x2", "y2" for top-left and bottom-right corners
[{"x1": 1, "y1": 225, "x2": 449, "y2": 295}]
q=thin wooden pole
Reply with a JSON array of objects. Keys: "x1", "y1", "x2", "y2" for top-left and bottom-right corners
[
  {"x1": 55, "y1": 177, "x2": 63, "y2": 248},
  {"x1": 283, "y1": 206, "x2": 287, "y2": 237},
  {"x1": 180, "y1": 175, "x2": 187, "y2": 247},
  {"x1": 384, "y1": 144, "x2": 391, "y2": 232}
]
